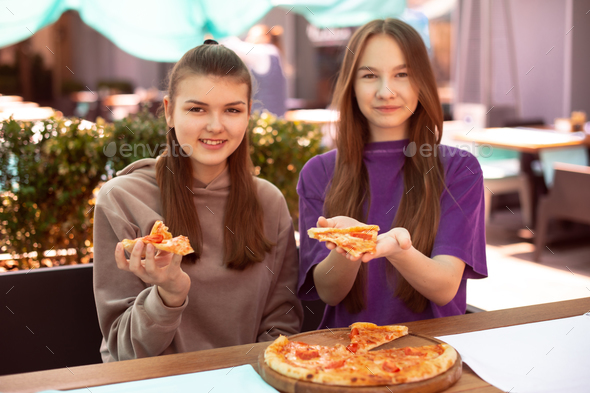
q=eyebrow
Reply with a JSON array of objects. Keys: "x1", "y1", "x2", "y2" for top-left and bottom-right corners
[
  {"x1": 357, "y1": 64, "x2": 407, "y2": 72},
  {"x1": 184, "y1": 99, "x2": 246, "y2": 106}
]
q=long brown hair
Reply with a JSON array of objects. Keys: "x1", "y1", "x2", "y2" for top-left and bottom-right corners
[
  {"x1": 325, "y1": 19, "x2": 444, "y2": 313},
  {"x1": 157, "y1": 43, "x2": 273, "y2": 269}
]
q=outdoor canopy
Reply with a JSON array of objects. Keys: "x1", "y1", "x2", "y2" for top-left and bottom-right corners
[{"x1": 0, "y1": 0, "x2": 414, "y2": 62}]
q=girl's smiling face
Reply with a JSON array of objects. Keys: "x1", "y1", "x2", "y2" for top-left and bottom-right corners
[
  {"x1": 353, "y1": 34, "x2": 419, "y2": 142},
  {"x1": 164, "y1": 74, "x2": 250, "y2": 184}
]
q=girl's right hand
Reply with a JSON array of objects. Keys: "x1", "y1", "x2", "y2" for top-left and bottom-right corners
[{"x1": 114, "y1": 241, "x2": 191, "y2": 307}]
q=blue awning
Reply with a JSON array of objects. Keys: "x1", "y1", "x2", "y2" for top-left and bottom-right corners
[{"x1": 1, "y1": 0, "x2": 414, "y2": 62}]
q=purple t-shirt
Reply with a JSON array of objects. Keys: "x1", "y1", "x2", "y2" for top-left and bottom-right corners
[{"x1": 297, "y1": 139, "x2": 488, "y2": 329}]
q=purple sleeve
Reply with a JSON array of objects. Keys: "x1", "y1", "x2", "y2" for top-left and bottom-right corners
[
  {"x1": 296, "y1": 155, "x2": 333, "y2": 301},
  {"x1": 431, "y1": 152, "x2": 488, "y2": 279}
]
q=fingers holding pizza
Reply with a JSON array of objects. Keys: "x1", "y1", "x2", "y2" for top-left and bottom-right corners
[
  {"x1": 115, "y1": 221, "x2": 193, "y2": 307},
  {"x1": 316, "y1": 215, "x2": 364, "y2": 230},
  {"x1": 309, "y1": 216, "x2": 412, "y2": 263},
  {"x1": 312, "y1": 216, "x2": 377, "y2": 262},
  {"x1": 121, "y1": 220, "x2": 195, "y2": 257}
]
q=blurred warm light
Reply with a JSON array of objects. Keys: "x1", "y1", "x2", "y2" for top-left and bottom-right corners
[
  {"x1": 70, "y1": 91, "x2": 97, "y2": 103},
  {"x1": 437, "y1": 86, "x2": 453, "y2": 104},
  {"x1": 499, "y1": 242, "x2": 535, "y2": 256},
  {"x1": 0, "y1": 101, "x2": 39, "y2": 110},
  {"x1": 0, "y1": 95, "x2": 23, "y2": 102},
  {"x1": 0, "y1": 107, "x2": 57, "y2": 121},
  {"x1": 284, "y1": 109, "x2": 339, "y2": 124},
  {"x1": 103, "y1": 94, "x2": 141, "y2": 106}
]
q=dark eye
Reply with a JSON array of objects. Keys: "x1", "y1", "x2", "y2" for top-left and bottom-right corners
[
  {"x1": 397, "y1": 72, "x2": 408, "y2": 78},
  {"x1": 188, "y1": 107, "x2": 204, "y2": 112},
  {"x1": 227, "y1": 108, "x2": 241, "y2": 113},
  {"x1": 362, "y1": 74, "x2": 376, "y2": 79}
]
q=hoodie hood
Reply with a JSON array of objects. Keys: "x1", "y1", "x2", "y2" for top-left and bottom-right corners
[
  {"x1": 115, "y1": 157, "x2": 230, "y2": 192},
  {"x1": 115, "y1": 158, "x2": 158, "y2": 177}
]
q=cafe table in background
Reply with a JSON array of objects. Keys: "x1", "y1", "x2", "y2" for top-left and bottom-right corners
[{"x1": 445, "y1": 125, "x2": 589, "y2": 227}]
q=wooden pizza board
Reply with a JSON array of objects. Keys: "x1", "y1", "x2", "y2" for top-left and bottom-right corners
[{"x1": 258, "y1": 328, "x2": 462, "y2": 393}]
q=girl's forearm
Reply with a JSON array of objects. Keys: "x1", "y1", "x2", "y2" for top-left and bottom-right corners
[
  {"x1": 386, "y1": 247, "x2": 465, "y2": 306},
  {"x1": 313, "y1": 250, "x2": 363, "y2": 306},
  {"x1": 157, "y1": 284, "x2": 190, "y2": 308}
]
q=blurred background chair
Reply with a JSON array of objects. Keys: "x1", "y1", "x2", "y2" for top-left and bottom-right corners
[
  {"x1": 534, "y1": 150, "x2": 590, "y2": 261},
  {"x1": 300, "y1": 299, "x2": 326, "y2": 332},
  {"x1": 538, "y1": 146, "x2": 589, "y2": 188},
  {"x1": 479, "y1": 148, "x2": 531, "y2": 226},
  {"x1": 0, "y1": 264, "x2": 102, "y2": 375}
]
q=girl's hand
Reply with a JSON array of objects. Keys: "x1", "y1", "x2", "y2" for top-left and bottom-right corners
[
  {"x1": 360, "y1": 227, "x2": 412, "y2": 263},
  {"x1": 114, "y1": 241, "x2": 191, "y2": 307},
  {"x1": 317, "y1": 216, "x2": 370, "y2": 261}
]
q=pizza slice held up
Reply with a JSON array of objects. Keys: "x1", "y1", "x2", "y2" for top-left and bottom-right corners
[
  {"x1": 307, "y1": 225, "x2": 380, "y2": 257},
  {"x1": 121, "y1": 220, "x2": 194, "y2": 256}
]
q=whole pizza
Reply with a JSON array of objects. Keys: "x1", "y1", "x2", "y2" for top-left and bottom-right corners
[{"x1": 264, "y1": 322, "x2": 457, "y2": 386}]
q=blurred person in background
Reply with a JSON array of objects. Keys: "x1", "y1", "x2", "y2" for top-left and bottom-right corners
[{"x1": 222, "y1": 24, "x2": 288, "y2": 117}]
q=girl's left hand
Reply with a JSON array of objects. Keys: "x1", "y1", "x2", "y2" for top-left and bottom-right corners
[{"x1": 358, "y1": 227, "x2": 413, "y2": 263}]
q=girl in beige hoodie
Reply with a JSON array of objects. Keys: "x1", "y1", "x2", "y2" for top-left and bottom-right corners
[{"x1": 93, "y1": 40, "x2": 303, "y2": 362}]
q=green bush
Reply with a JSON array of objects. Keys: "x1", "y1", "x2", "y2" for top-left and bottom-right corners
[
  {"x1": 0, "y1": 108, "x2": 325, "y2": 270},
  {"x1": 0, "y1": 117, "x2": 109, "y2": 269}
]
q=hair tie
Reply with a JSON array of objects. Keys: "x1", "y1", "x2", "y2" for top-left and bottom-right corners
[{"x1": 203, "y1": 39, "x2": 219, "y2": 45}]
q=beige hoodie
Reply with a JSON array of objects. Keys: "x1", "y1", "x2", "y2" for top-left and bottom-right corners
[{"x1": 93, "y1": 158, "x2": 303, "y2": 361}]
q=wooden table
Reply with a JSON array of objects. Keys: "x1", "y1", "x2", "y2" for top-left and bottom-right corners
[{"x1": 1, "y1": 298, "x2": 588, "y2": 393}]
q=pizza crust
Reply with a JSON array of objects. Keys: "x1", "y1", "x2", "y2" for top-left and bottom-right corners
[
  {"x1": 264, "y1": 336, "x2": 320, "y2": 382},
  {"x1": 361, "y1": 344, "x2": 457, "y2": 384},
  {"x1": 308, "y1": 225, "x2": 380, "y2": 235}
]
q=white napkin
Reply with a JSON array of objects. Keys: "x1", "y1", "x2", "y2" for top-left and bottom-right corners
[{"x1": 437, "y1": 313, "x2": 590, "y2": 393}]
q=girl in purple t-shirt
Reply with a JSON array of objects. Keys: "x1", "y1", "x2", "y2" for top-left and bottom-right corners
[{"x1": 297, "y1": 19, "x2": 488, "y2": 329}]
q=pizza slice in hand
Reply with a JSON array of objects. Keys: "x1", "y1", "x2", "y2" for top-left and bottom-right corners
[
  {"x1": 346, "y1": 322, "x2": 409, "y2": 354},
  {"x1": 121, "y1": 220, "x2": 194, "y2": 256},
  {"x1": 307, "y1": 225, "x2": 380, "y2": 257}
]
